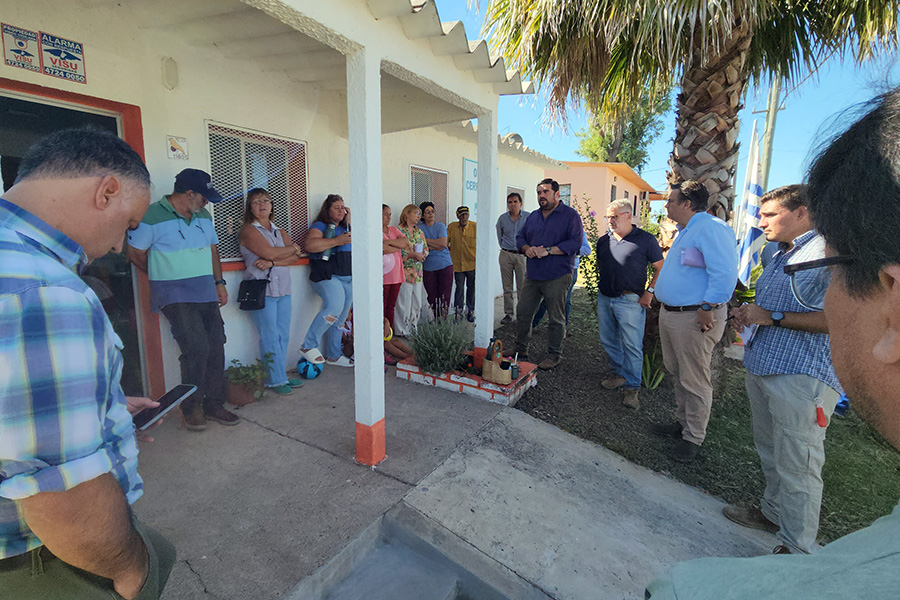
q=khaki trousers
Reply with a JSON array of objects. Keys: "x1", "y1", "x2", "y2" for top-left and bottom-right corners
[
  {"x1": 747, "y1": 372, "x2": 838, "y2": 554},
  {"x1": 658, "y1": 306, "x2": 727, "y2": 445},
  {"x1": 498, "y1": 250, "x2": 527, "y2": 317}
]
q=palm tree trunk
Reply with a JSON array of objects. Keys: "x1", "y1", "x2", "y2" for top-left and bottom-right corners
[{"x1": 668, "y1": 23, "x2": 752, "y2": 216}]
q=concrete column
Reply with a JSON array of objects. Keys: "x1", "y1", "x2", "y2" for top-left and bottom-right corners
[
  {"x1": 346, "y1": 47, "x2": 385, "y2": 466},
  {"x1": 473, "y1": 106, "x2": 498, "y2": 348}
]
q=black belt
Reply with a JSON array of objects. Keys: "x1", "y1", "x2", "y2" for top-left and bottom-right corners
[
  {"x1": 501, "y1": 248, "x2": 522, "y2": 254},
  {"x1": 0, "y1": 546, "x2": 55, "y2": 572},
  {"x1": 662, "y1": 303, "x2": 722, "y2": 312}
]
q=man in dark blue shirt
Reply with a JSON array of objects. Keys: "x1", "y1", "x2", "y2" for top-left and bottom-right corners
[
  {"x1": 515, "y1": 178, "x2": 584, "y2": 370},
  {"x1": 596, "y1": 199, "x2": 664, "y2": 409}
]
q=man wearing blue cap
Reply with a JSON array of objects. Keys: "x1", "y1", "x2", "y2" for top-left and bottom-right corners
[{"x1": 127, "y1": 168, "x2": 239, "y2": 432}]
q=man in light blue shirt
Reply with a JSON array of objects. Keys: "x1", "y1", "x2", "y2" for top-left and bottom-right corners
[
  {"x1": 651, "y1": 180, "x2": 738, "y2": 462},
  {"x1": 496, "y1": 192, "x2": 529, "y2": 325}
]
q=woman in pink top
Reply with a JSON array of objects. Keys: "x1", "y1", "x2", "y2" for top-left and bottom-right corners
[{"x1": 382, "y1": 204, "x2": 409, "y2": 327}]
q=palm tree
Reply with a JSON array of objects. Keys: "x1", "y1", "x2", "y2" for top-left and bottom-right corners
[{"x1": 482, "y1": 0, "x2": 897, "y2": 214}]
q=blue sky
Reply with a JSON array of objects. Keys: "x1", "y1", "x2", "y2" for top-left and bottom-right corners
[{"x1": 436, "y1": 1, "x2": 899, "y2": 199}]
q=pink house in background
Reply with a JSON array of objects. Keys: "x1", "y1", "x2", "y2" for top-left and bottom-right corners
[{"x1": 545, "y1": 161, "x2": 659, "y2": 237}]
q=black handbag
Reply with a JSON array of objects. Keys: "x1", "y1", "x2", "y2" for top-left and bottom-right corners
[{"x1": 237, "y1": 268, "x2": 271, "y2": 311}]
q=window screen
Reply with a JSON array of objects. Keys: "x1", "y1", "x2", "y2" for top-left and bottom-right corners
[
  {"x1": 207, "y1": 123, "x2": 308, "y2": 261},
  {"x1": 411, "y1": 165, "x2": 449, "y2": 222}
]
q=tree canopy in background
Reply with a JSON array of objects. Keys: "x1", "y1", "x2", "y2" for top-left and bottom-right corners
[
  {"x1": 482, "y1": 0, "x2": 898, "y2": 213},
  {"x1": 576, "y1": 91, "x2": 672, "y2": 174}
]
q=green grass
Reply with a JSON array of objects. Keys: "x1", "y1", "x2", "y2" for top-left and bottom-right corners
[{"x1": 516, "y1": 288, "x2": 900, "y2": 544}]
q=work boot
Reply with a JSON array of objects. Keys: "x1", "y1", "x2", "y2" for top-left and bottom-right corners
[
  {"x1": 601, "y1": 376, "x2": 626, "y2": 390},
  {"x1": 538, "y1": 355, "x2": 561, "y2": 370},
  {"x1": 622, "y1": 389, "x2": 639, "y2": 409},
  {"x1": 669, "y1": 439, "x2": 700, "y2": 463},
  {"x1": 206, "y1": 405, "x2": 240, "y2": 426},
  {"x1": 650, "y1": 421, "x2": 683, "y2": 438},
  {"x1": 183, "y1": 404, "x2": 207, "y2": 432},
  {"x1": 722, "y1": 505, "x2": 779, "y2": 534}
]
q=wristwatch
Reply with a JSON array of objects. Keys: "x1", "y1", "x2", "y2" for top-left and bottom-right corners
[
  {"x1": 646, "y1": 286, "x2": 655, "y2": 294},
  {"x1": 215, "y1": 279, "x2": 226, "y2": 286},
  {"x1": 771, "y1": 311, "x2": 785, "y2": 327},
  {"x1": 701, "y1": 302, "x2": 717, "y2": 311}
]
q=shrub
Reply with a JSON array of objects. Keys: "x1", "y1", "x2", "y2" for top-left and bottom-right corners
[
  {"x1": 409, "y1": 315, "x2": 471, "y2": 375},
  {"x1": 225, "y1": 353, "x2": 273, "y2": 400}
]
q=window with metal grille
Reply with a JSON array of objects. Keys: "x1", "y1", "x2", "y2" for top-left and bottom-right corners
[
  {"x1": 559, "y1": 184, "x2": 572, "y2": 206},
  {"x1": 410, "y1": 165, "x2": 449, "y2": 223},
  {"x1": 207, "y1": 122, "x2": 308, "y2": 261}
]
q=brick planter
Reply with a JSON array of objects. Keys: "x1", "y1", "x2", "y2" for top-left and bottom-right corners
[{"x1": 396, "y1": 358, "x2": 537, "y2": 406}]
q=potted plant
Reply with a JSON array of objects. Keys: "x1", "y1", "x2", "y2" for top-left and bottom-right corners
[{"x1": 225, "y1": 353, "x2": 273, "y2": 406}]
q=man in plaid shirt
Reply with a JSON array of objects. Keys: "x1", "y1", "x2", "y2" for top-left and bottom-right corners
[
  {"x1": 0, "y1": 129, "x2": 174, "y2": 599},
  {"x1": 726, "y1": 184, "x2": 840, "y2": 555}
]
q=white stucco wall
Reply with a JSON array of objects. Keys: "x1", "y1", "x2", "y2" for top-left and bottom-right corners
[{"x1": 3, "y1": 0, "x2": 557, "y2": 393}]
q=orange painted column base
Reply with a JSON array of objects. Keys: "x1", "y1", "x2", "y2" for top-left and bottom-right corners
[{"x1": 355, "y1": 419, "x2": 386, "y2": 466}]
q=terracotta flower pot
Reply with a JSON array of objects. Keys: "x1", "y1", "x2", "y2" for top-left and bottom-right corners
[{"x1": 227, "y1": 380, "x2": 261, "y2": 406}]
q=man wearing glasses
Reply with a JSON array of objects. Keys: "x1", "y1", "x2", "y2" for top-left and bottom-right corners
[
  {"x1": 647, "y1": 88, "x2": 900, "y2": 598},
  {"x1": 725, "y1": 185, "x2": 839, "y2": 555},
  {"x1": 651, "y1": 180, "x2": 738, "y2": 462},
  {"x1": 595, "y1": 199, "x2": 664, "y2": 409},
  {"x1": 127, "y1": 169, "x2": 240, "y2": 432}
]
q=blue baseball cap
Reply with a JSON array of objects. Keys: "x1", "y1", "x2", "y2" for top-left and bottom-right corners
[{"x1": 174, "y1": 168, "x2": 223, "y2": 203}]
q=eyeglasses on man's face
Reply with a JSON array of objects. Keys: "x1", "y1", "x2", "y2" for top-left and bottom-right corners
[
  {"x1": 783, "y1": 255, "x2": 854, "y2": 311},
  {"x1": 605, "y1": 213, "x2": 628, "y2": 222}
]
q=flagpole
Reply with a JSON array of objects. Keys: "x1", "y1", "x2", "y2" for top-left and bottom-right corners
[{"x1": 759, "y1": 80, "x2": 782, "y2": 192}]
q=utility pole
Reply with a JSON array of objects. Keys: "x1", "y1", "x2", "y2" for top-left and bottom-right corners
[{"x1": 758, "y1": 80, "x2": 781, "y2": 192}]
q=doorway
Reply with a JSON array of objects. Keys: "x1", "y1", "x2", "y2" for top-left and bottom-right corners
[{"x1": 0, "y1": 93, "x2": 146, "y2": 395}]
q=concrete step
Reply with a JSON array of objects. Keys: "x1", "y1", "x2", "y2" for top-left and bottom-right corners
[{"x1": 324, "y1": 539, "x2": 459, "y2": 600}]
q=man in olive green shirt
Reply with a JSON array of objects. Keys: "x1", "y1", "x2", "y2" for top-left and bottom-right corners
[{"x1": 447, "y1": 205, "x2": 477, "y2": 322}]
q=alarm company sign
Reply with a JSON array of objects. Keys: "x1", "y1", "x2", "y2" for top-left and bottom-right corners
[{"x1": 2, "y1": 23, "x2": 86, "y2": 84}]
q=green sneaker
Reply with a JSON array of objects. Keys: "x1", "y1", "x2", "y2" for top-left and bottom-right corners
[
  {"x1": 270, "y1": 384, "x2": 293, "y2": 395},
  {"x1": 287, "y1": 378, "x2": 304, "y2": 388}
]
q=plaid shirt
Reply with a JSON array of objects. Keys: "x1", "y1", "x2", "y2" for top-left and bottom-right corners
[
  {"x1": 0, "y1": 198, "x2": 142, "y2": 559},
  {"x1": 744, "y1": 230, "x2": 841, "y2": 391}
]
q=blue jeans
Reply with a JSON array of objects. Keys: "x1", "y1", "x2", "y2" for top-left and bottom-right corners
[
  {"x1": 303, "y1": 275, "x2": 353, "y2": 361},
  {"x1": 251, "y1": 295, "x2": 292, "y2": 386},
  {"x1": 596, "y1": 292, "x2": 646, "y2": 389}
]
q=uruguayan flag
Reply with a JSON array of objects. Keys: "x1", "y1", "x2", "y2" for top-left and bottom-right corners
[{"x1": 737, "y1": 124, "x2": 765, "y2": 286}]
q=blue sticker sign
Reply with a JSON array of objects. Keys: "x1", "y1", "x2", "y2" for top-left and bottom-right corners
[
  {"x1": 39, "y1": 31, "x2": 86, "y2": 84},
  {"x1": 2, "y1": 23, "x2": 40, "y2": 73}
]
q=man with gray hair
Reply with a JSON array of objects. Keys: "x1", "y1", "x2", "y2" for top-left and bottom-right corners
[
  {"x1": 496, "y1": 191, "x2": 529, "y2": 325},
  {"x1": 647, "y1": 86, "x2": 900, "y2": 599},
  {"x1": 595, "y1": 199, "x2": 664, "y2": 409},
  {"x1": 0, "y1": 128, "x2": 174, "y2": 599}
]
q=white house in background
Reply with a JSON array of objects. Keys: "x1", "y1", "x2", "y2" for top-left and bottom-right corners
[{"x1": 0, "y1": 0, "x2": 551, "y2": 465}]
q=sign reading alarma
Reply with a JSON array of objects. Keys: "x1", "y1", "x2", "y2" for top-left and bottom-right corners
[
  {"x1": 2, "y1": 23, "x2": 40, "y2": 73},
  {"x1": 1, "y1": 23, "x2": 86, "y2": 84},
  {"x1": 40, "y1": 32, "x2": 85, "y2": 83}
]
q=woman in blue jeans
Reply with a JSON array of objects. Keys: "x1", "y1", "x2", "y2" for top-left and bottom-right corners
[
  {"x1": 300, "y1": 194, "x2": 354, "y2": 367},
  {"x1": 239, "y1": 188, "x2": 304, "y2": 394}
]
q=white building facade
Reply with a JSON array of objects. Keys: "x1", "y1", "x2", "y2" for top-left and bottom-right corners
[{"x1": 0, "y1": 0, "x2": 557, "y2": 464}]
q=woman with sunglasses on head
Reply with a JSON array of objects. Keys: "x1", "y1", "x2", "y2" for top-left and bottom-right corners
[
  {"x1": 300, "y1": 194, "x2": 354, "y2": 367},
  {"x1": 239, "y1": 188, "x2": 303, "y2": 394}
]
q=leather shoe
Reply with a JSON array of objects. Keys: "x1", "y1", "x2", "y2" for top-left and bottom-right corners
[
  {"x1": 182, "y1": 405, "x2": 207, "y2": 432},
  {"x1": 669, "y1": 439, "x2": 700, "y2": 463},
  {"x1": 622, "y1": 389, "x2": 639, "y2": 409},
  {"x1": 650, "y1": 421, "x2": 683, "y2": 438},
  {"x1": 601, "y1": 376, "x2": 626, "y2": 389},
  {"x1": 538, "y1": 355, "x2": 561, "y2": 370},
  {"x1": 722, "y1": 505, "x2": 779, "y2": 534},
  {"x1": 206, "y1": 405, "x2": 240, "y2": 426}
]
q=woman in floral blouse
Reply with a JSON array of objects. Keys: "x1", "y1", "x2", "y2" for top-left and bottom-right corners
[{"x1": 394, "y1": 204, "x2": 429, "y2": 336}]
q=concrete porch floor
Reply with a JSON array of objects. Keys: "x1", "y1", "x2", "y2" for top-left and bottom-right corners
[{"x1": 135, "y1": 358, "x2": 775, "y2": 600}]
